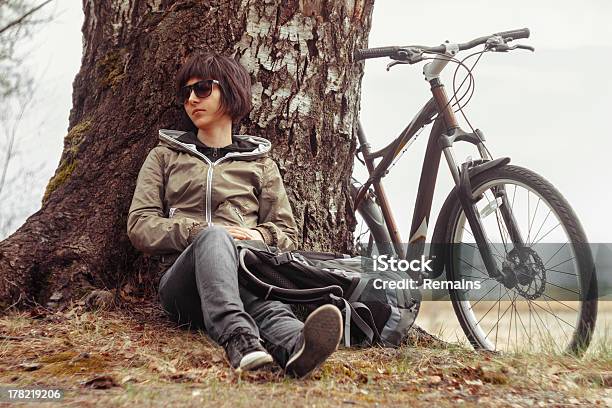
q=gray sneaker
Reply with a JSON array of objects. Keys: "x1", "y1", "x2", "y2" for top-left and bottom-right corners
[
  {"x1": 285, "y1": 304, "x2": 343, "y2": 379},
  {"x1": 223, "y1": 332, "x2": 274, "y2": 371}
]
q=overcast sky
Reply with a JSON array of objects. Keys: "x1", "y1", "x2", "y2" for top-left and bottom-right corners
[{"x1": 3, "y1": 0, "x2": 612, "y2": 242}]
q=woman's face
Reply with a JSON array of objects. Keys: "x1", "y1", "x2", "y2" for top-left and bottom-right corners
[{"x1": 183, "y1": 76, "x2": 229, "y2": 129}]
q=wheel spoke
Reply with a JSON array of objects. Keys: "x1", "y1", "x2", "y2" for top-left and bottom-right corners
[
  {"x1": 527, "y1": 190, "x2": 531, "y2": 243},
  {"x1": 546, "y1": 257, "x2": 575, "y2": 271},
  {"x1": 545, "y1": 281, "x2": 580, "y2": 296},
  {"x1": 514, "y1": 302, "x2": 532, "y2": 350},
  {"x1": 530, "y1": 223, "x2": 561, "y2": 246},
  {"x1": 476, "y1": 293, "x2": 507, "y2": 328},
  {"x1": 529, "y1": 299, "x2": 576, "y2": 330},
  {"x1": 529, "y1": 209, "x2": 552, "y2": 246},
  {"x1": 527, "y1": 197, "x2": 542, "y2": 244},
  {"x1": 484, "y1": 293, "x2": 514, "y2": 338},
  {"x1": 527, "y1": 300, "x2": 549, "y2": 348},
  {"x1": 495, "y1": 284, "x2": 502, "y2": 349},
  {"x1": 544, "y1": 242, "x2": 568, "y2": 267},
  {"x1": 506, "y1": 291, "x2": 517, "y2": 350},
  {"x1": 529, "y1": 300, "x2": 556, "y2": 344},
  {"x1": 541, "y1": 293, "x2": 578, "y2": 313},
  {"x1": 469, "y1": 282, "x2": 502, "y2": 309},
  {"x1": 547, "y1": 268, "x2": 577, "y2": 277},
  {"x1": 460, "y1": 218, "x2": 505, "y2": 263},
  {"x1": 459, "y1": 257, "x2": 487, "y2": 276},
  {"x1": 542, "y1": 297, "x2": 571, "y2": 342}
]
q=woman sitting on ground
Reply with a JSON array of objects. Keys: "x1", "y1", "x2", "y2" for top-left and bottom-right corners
[{"x1": 127, "y1": 52, "x2": 343, "y2": 378}]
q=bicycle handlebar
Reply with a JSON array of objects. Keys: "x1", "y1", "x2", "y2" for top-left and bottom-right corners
[
  {"x1": 354, "y1": 28, "x2": 530, "y2": 61},
  {"x1": 354, "y1": 46, "x2": 403, "y2": 60},
  {"x1": 495, "y1": 28, "x2": 530, "y2": 41}
]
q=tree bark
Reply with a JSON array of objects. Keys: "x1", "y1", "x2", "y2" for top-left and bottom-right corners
[{"x1": 0, "y1": 0, "x2": 375, "y2": 309}]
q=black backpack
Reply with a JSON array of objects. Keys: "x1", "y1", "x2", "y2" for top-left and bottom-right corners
[{"x1": 235, "y1": 242, "x2": 421, "y2": 348}]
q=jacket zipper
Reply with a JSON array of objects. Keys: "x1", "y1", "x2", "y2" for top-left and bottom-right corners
[
  {"x1": 205, "y1": 161, "x2": 215, "y2": 224},
  {"x1": 232, "y1": 205, "x2": 245, "y2": 224},
  {"x1": 158, "y1": 133, "x2": 263, "y2": 226},
  {"x1": 202, "y1": 155, "x2": 228, "y2": 226}
]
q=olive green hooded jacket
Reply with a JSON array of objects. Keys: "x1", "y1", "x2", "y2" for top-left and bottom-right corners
[{"x1": 127, "y1": 129, "x2": 299, "y2": 265}]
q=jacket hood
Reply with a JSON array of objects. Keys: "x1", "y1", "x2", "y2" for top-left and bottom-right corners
[{"x1": 158, "y1": 129, "x2": 272, "y2": 160}]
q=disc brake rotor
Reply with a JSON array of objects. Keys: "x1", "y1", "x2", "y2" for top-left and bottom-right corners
[{"x1": 507, "y1": 247, "x2": 547, "y2": 299}]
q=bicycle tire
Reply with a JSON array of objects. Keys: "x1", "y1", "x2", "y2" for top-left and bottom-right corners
[{"x1": 442, "y1": 164, "x2": 597, "y2": 355}]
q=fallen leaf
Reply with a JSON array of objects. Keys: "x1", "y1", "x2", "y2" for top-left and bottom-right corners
[
  {"x1": 50, "y1": 291, "x2": 63, "y2": 301},
  {"x1": 19, "y1": 362, "x2": 42, "y2": 371},
  {"x1": 428, "y1": 375, "x2": 442, "y2": 385},
  {"x1": 164, "y1": 372, "x2": 196, "y2": 382},
  {"x1": 121, "y1": 375, "x2": 138, "y2": 384},
  {"x1": 81, "y1": 375, "x2": 119, "y2": 389}
]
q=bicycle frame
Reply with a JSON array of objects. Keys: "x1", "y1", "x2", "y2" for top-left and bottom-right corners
[
  {"x1": 354, "y1": 99, "x2": 438, "y2": 259},
  {"x1": 354, "y1": 55, "x2": 525, "y2": 284}
]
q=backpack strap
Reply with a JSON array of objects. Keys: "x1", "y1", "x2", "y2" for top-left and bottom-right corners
[
  {"x1": 351, "y1": 301, "x2": 381, "y2": 344},
  {"x1": 347, "y1": 279, "x2": 369, "y2": 302},
  {"x1": 295, "y1": 250, "x2": 352, "y2": 261},
  {"x1": 341, "y1": 298, "x2": 352, "y2": 348},
  {"x1": 332, "y1": 296, "x2": 377, "y2": 348},
  {"x1": 269, "y1": 252, "x2": 302, "y2": 266}
]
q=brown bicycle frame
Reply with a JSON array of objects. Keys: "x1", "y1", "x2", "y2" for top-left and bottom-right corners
[{"x1": 354, "y1": 79, "x2": 466, "y2": 259}]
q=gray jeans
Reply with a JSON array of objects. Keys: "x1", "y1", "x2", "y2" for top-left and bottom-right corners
[{"x1": 158, "y1": 226, "x2": 303, "y2": 367}]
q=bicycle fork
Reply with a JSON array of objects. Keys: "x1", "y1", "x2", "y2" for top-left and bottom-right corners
[{"x1": 429, "y1": 73, "x2": 526, "y2": 288}]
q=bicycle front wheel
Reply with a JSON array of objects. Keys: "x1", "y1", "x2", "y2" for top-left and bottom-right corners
[{"x1": 444, "y1": 165, "x2": 597, "y2": 355}]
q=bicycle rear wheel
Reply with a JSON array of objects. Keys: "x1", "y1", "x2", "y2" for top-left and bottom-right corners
[{"x1": 444, "y1": 165, "x2": 597, "y2": 355}]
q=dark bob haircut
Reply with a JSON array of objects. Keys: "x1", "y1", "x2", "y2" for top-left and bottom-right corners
[{"x1": 175, "y1": 53, "x2": 252, "y2": 124}]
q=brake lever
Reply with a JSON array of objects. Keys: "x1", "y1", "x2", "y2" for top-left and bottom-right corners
[
  {"x1": 491, "y1": 43, "x2": 535, "y2": 52},
  {"x1": 386, "y1": 47, "x2": 424, "y2": 70},
  {"x1": 386, "y1": 60, "x2": 410, "y2": 71},
  {"x1": 513, "y1": 44, "x2": 535, "y2": 52}
]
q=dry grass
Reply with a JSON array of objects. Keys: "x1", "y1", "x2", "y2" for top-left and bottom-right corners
[{"x1": 0, "y1": 299, "x2": 610, "y2": 407}]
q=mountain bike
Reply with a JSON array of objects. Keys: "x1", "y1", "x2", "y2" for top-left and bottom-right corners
[{"x1": 351, "y1": 28, "x2": 598, "y2": 355}]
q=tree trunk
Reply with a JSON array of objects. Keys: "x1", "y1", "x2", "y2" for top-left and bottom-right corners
[{"x1": 0, "y1": 0, "x2": 375, "y2": 309}]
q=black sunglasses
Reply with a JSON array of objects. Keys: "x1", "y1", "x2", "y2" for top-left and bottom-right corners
[{"x1": 177, "y1": 79, "x2": 221, "y2": 104}]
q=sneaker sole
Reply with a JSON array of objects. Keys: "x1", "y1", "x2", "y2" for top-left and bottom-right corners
[
  {"x1": 285, "y1": 304, "x2": 343, "y2": 379},
  {"x1": 239, "y1": 350, "x2": 274, "y2": 371}
]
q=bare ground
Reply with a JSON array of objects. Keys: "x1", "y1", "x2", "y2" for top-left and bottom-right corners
[{"x1": 0, "y1": 298, "x2": 610, "y2": 407}]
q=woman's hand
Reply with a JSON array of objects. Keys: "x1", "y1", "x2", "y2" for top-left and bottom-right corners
[{"x1": 219, "y1": 225, "x2": 264, "y2": 241}]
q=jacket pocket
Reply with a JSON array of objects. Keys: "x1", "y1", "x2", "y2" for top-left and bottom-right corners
[{"x1": 215, "y1": 200, "x2": 249, "y2": 227}]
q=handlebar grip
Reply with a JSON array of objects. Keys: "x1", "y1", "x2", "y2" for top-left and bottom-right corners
[
  {"x1": 354, "y1": 46, "x2": 400, "y2": 61},
  {"x1": 495, "y1": 28, "x2": 530, "y2": 40}
]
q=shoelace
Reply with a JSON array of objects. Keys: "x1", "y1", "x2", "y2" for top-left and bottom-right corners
[{"x1": 227, "y1": 333, "x2": 261, "y2": 355}]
